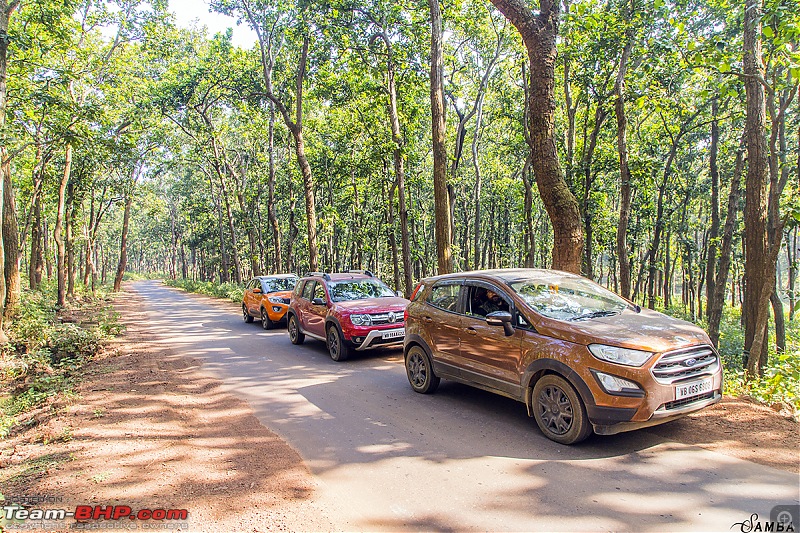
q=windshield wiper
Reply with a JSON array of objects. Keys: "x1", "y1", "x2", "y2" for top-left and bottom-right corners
[{"x1": 570, "y1": 310, "x2": 621, "y2": 321}]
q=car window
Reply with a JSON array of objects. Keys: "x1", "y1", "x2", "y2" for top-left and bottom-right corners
[
  {"x1": 509, "y1": 275, "x2": 629, "y2": 321},
  {"x1": 465, "y1": 284, "x2": 510, "y2": 318},
  {"x1": 301, "y1": 281, "x2": 315, "y2": 300},
  {"x1": 313, "y1": 282, "x2": 326, "y2": 302},
  {"x1": 426, "y1": 283, "x2": 460, "y2": 312},
  {"x1": 327, "y1": 279, "x2": 395, "y2": 302},
  {"x1": 262, "y1": 277, "x2": 297, "y2": 293}
]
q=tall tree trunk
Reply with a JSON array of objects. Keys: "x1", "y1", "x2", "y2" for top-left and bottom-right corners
[
  {"x1": 615, "y1": 30, "x2": 634, "y2": 298},
  {"x1": 489, "y1": 0, "x2": 583, "y2": 273},
  {"x1": 430, "y1": 0, "x2": 452, "y2": 274},
  {"x1": 708, "y1": 139, "x2": 745, "y2": 347},
  {"x1": 0, "y1": 0, "x2": 20, "y2": 340},
  {"x1": 113, "y1": 193, "x2": 132, "y2": 292},
  {"x1": 581, "y1": 103, "x2": 607, "y2": 279},
  {"x1": 789, "y1": 227, "x2": 797, "y2": 321},
  {"x1": 267, "y1": 103, "x2": 282, "y2": 272},
  {"x1": 55, "y1": 143, "x2": 72, "y2": 307},
  {"x1": 705, "y1": 98, "x2": 721, "y2": 320},
  {"x1": 66, "y1": 181, "x2": 76, "y2": 299},
  {"x1": 2, "y1": 153, "x2": 19, "y2": 318},
  {"x1": 742, "y1": 0, "x2": 771, "y2": 376}
]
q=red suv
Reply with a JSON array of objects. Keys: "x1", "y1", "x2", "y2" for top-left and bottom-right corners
[{"x1": 286, "y1": 271, "x2": 410, "y2": 361}]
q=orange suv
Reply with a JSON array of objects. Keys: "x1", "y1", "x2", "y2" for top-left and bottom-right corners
[
  {"x1": 242, "y1": 274, "x2": 298, "y2": 329},
  {"x1": 403, "y1": 268, "x2": 722, "y2": 444}
]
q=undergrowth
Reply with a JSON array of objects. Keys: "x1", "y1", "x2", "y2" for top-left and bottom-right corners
[
  {"x1": 664, "y1": 302, "x2": 799, "y2": 415},
  {"x1": 163, "y1": 278, "x2": 245, "y2": 303},
  {"x1": 0, "y1": 280, "x2": 124, "y2": 438}
]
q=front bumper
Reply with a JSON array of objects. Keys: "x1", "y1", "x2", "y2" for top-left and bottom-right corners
[
  {"x1": 592, "y1": 390, "x2": 722, "y2": 435},
  {"x1": 353, "y1": 327, "x2": 405, "y2": 351}
]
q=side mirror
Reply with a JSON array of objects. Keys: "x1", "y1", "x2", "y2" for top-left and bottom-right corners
[
  {"x1": 312, "y1": 297, "x2": 326, "y2": 306},
  {"x1": 486, "y1": 311, "x2": 514, "y2": 336}
]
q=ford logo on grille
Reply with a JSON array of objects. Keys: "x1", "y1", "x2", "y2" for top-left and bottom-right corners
[
  {"x1": 683, "y1": 358, "x2": 698, "y2": 367},
  {"x1": 388, "y1": 312, "x2": 397, "y2": 323}
]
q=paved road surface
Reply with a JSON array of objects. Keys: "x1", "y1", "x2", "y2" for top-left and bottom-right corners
[{"x1": 132, "y1": 281, "x2": 799, "y2": 531}]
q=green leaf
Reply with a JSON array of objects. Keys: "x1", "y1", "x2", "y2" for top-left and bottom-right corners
[
  {"x1": 654, "y1": 0, "x2": 664, "y2": 8},
  {"x1": 719, "y1": 62, "x2": 731, "y2": 73},
  {"x1": 762, "y1": 26, "x2": 774, "y2": 38}
]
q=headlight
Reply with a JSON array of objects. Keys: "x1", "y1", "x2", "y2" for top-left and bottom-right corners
[
  {"x1": 350, "y1": 314, "x2": 372, "y2": 326},
  {"x1": 268, "y1": 297, "x2": 284, "y2": 304},
  {"x1": 594, "y1": 371, "x2": 642, "y2": 393},
  {"x1": 588, "y1": 344, "x2": 653, "y2": 367}
]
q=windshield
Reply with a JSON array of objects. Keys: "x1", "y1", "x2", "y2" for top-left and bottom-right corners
[
  {"x1": 509, "y1": 275, "x2": 630, "y2": 321},
  {"x1": 262, "y1": 278, "x2": 297, "y2": 293},
  {"x1": 328, "y1": 279, "x2": 395, "y2": 302}
]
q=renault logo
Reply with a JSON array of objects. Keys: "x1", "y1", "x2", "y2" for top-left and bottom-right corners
[{"x1": 388, "y1": 312, "x2": 397, "y2": 323}]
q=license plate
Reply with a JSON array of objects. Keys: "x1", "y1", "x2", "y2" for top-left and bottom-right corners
[
  {"x1": 675, "y1": 377, "x2": 713, "y2": 400},
  {"x1": 382, "y1": 329, "x2": 405, "y2": 340}
]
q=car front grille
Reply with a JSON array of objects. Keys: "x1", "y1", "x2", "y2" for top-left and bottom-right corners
[
  {"x1": 662, "y1": 391, "x2": 716, "y2": 411},
  {"x1": 368, "y1": 312, "x2": 404, "y2": 325},
  {"x1": 651, "y1": 345, "x2": 719, "y2": 384}
]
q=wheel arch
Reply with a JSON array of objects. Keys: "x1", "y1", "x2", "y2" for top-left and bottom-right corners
[{"x1": 523, "y1": 359, "x2": 596, "y2": 418}]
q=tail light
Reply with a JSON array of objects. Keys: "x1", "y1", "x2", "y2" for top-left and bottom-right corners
[{"x1": 403, "y1": 308, "x2": 409, "y2": 322}]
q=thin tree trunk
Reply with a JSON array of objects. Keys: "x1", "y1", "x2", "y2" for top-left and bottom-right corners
[
  {"x1": 267, "y1": 102, "x2": 282, "y2": 272},
  {"x1": 430, "y1": 0, "x2": 452, "y2": 274},
  {"x1": 114, "y1": 193, "x2": 133, "y2": 292},
  {"x1": 55, "y1": 143, "x2": 72, "y2": 307},
  {"x1": 705, "y1": 98, "x2": 721, "y2": 320},
  {"x1": 2, "y1": 153, "x2": 19, "y2": 318},
  {"x1": 709, "y1": 139, "x2": 745, "y2": 347}
]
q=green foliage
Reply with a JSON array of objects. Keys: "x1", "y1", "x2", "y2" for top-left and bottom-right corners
[
  {"x1": 163, "y1": 278, "x2": 245, "y2": 303},
  {"x1": 0, "y1": 285, "x2": 124, "y2": 438}
]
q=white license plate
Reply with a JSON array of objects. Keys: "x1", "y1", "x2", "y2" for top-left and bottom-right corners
[
  {"x1": 675, "y1": 377, "x2": 713, "y2": 400},
  {"x1": 382, "y1": 329, "x2": 405, "y2": 340}
]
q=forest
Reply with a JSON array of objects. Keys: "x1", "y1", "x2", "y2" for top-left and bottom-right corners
[{"x1": 0, "y1": 0, "x2": 797, "y2": 396}]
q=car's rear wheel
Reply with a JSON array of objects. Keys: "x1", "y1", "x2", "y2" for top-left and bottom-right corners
[
  {"x1": 288, "y1": 315, "x2": 304, "y2": 345},
  {"x1": 327, "y1": 326, "x2": 350, "y2": 361},
  {"x1": 261, "y1": 308, "x2": 273, "y2": 330},
  {"x1": 532, "y1": 375, "x2": 592, "y2": 445},
  {"x1": 405, "y1": 346, "x2": 439, "y2": 394},
  {"x1": 242, "y1": 304, "x2": 254, "y2": 323}
]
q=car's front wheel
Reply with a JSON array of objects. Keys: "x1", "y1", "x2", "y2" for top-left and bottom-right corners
[
  {"x1": 261, "y1": 308, "x2": 273, "y2": 330},
  {"x1": 242, "y1": 304, "x2": 254, "y2": 323},
  {"x1": 405, "y1": 346, "x2": 440, "y2": 394},
  {"x1": 327, "y1": 326, "x2": 350, "y2": 362},
  {"x1": 288, "y1": 315, "x2": 304, "y2": 345},
  {"x1": 532, "y1": 375, "x2": 592, "y2": 445}
]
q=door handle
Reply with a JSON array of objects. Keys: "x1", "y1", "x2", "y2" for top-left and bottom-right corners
[
  {"x1": 465, "y1": 327, "x2": 477, "y2": 335},
  {"x1": 423, "y1": 316, "x2": 433, "y2": 323}
]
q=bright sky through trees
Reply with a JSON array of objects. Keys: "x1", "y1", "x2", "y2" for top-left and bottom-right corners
[{"x1": 169, "y1": 0, "x2": 257, "y2": 48}]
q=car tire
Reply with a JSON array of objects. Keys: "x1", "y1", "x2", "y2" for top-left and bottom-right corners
[
  {"x1": 327, "y1": 325, "x2": 350, "y2": 362},
  {"x1": 261, "y1": 308, "x2": 273, "y2": 330},
  {"x1": 405, "y1": 345, "x2": 440, "y2": 394},
  {"x1": 242, "y1": 304, "x2": 254, "y2": 323},
  {"x1": 532, "y1": 374, "x2": 592, "y2": 445},
  {"x1": 288, "y1": 315, "x2": 304, "y2": 345}
]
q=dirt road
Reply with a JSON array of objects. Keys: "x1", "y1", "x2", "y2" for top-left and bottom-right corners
[
  {"x1": 2, "y1": 280, "x2": 797, "y2": 532},
  {"x1": 131, "y1": 281, "x2": 798, "y2": 531}
]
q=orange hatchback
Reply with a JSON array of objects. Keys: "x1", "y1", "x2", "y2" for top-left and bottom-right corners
[
  {"x1": 242, "y1": 274, "x2": 298, "y2": 329},
  {"x1": 404, "y1": 269, "x2": 722, "y2": 444}
]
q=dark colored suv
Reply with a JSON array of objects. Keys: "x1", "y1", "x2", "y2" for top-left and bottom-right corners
[
  {"x1": 286, "y1": 271, "x2": 410, "y2": 361},
  {"x1": 403, "y1": 268, "x2": 722, "y2": 444}
]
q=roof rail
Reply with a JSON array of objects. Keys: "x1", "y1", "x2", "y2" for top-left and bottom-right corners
[
  {"x1": 348, "y1": 270, "x2": 374, "y2": 277},
  {"x1": 306, "y1": 271, "x2": 331, "y2": 281}
]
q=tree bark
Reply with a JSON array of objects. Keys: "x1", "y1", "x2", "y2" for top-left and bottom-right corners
[
  {"x1": 113, "y1": 194, "x2": 132, "y2": 292},
  {"x1": 2, "y1": 153, "x2": 19, "y2": 318},
  {"x1": 488, "y1": 0, "x2": 583, "y2": 273},
  {"x1": 742, "y1": 0, "x2": 771, "y2": 375},
  {"x1": 267, "y1": 102, "x2": 282, "y2": 272},
  {"x1": 430, "y1": 0, "x2": 452, "y2": 274},
  {"x1": 709, "y1": 140, "x2": 745, "y2": 347},
  {"x1": 614, "y1": 30, "x2": 634, "y2": 298},
  {"x1": 705, "y1": 98, "x2": 721, "y2": 320},
  {"x1": 55, "y1": 143, "x2": 72, "y2": 307}
]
